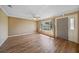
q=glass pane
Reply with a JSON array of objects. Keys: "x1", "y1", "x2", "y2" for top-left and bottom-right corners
[{"x1": 70, "y1": 17, "x2": 75, "y2": 30}]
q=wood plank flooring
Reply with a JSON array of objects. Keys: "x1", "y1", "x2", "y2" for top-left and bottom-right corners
[{"x1": 0, "y1": 33, "x2": 79, "y2": 53}]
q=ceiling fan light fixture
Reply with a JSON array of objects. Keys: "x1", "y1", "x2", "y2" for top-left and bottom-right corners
[
  {"x1": 33, "y1": 17, "x2": 40, "y2": 21},
  {"x1": 8, "y1": 5, "x2": 12, "y2": 8}
]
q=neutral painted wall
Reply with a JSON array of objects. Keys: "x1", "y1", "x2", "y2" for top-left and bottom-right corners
[
  {"x1": 8, "y1": 17, "x2": 36, "y2": 36},
  {"x1": 67, "y1": 13, "x2": 79, "y2": 43},
  {"x1": 0, "y1": 9, "x2": 8, "y2": 46}
]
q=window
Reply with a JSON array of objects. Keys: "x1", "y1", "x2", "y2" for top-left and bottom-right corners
[
  {"x1": 69, "y1": 17, "x2": 75, "y2": 30},
  {"x1": 40, "y1": 21, "x2": 52, "y2": 30}
]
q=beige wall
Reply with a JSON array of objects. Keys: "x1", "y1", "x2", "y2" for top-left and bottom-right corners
[
  {"x1": 78, "y1": 12, "x2": 79, "y2": 43},
  {"x1": 8, "y1": 17, "x2": 36, "y2": 36},
  {"x1": 0, "y1": 9, "x2": 8, "y2": 46},
  {"x1": 67, "y1": 13, "x2": 79, "y2": 43}
]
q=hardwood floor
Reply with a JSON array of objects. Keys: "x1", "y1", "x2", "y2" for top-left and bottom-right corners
[{"x1": 0, "y1": 33, "x2": 79, "y2": 53}]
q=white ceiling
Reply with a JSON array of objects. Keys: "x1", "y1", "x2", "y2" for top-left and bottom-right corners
[{"x1": 1, "y1": 5, "x2": 79, "y2": 20}]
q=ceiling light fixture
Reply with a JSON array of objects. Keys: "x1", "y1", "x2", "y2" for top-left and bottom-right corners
[
  {"x1": 8, "y1": 5, "x2": 12, "y2": 8},
  {"x1": 33, "y1": 17, "x2": 40, "y2": 21}
]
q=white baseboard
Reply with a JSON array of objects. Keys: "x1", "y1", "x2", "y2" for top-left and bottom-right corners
[
  {"x1": 0, "y1": 37, "x2": 8, "y2": 46},
  {"x1": 8, "y1": 32, "x2": 35, "y2": 37}
]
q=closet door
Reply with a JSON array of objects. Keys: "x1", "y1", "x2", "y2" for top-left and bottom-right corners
[{"x1": 56, "y1": 17, "x2": 68, "y2": 40}]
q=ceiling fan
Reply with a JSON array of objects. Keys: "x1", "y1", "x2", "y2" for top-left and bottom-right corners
[
  {"x1": 31, "y1": 12, "x2": 40, "y2": 20},
  {"x1": 8, "y1": 5, "x2": 13, "y2": 8}
]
